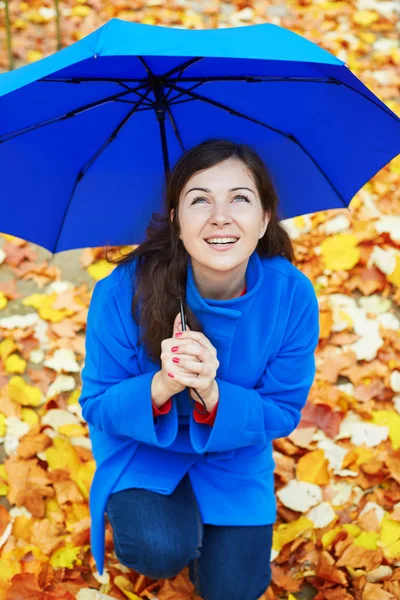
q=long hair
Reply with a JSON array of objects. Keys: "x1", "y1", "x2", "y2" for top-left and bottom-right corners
[{"x1": 105, "y1": 138, "x2": 294, "y2": 365}]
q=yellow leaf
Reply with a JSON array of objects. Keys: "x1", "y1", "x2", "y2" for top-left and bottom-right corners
[
  {"x1": 0, "y1": 338, "x2": 17, "y2": 361},
  {"x1": 45, "y1": 436, "x2": 81, "y2": 474},
  {"x1": 21, "y1": 407, "x2": 40, "y2": 427},
  {"x1": 387, "y1": 255, "x2": 400, "y2": 288},
  {"x1": 322, "y1": 524, "x2": 361, "y2": 548},
  {"x1": 71, "y1": 5, "x2": 91, "y2": 16},
  {"x1": 391, "y1": 50, "x2": 400, "y2": 68},
  {"x1": 142, "y1": 16, "x2": 156, "y2": 25},
  {"x1": 1, "y1": 233, "x2": 20, "y2": 242},
  {"x1": 0, "y1": 482, "x2": 8, "y2": 495},
  {"x1": 87, "y1": 260, "x2": 115, "y2": 281},
  {"x1": 12, "y1": 515, "x2": 32, "y2": 542},
  {"x1": 26, "y1": 50, "x2": 43, "y2": 63},
  {"x1": 0, "y1": 414, "x2": 6, "y2": 438},
  {"x1": 0, "y1": 465, "x2": 7, "y2": 481},
  {"x1": 354, "y1": 531, "x2": 379, "y2": 549},
  {"x1": 0, "y1": 291, "x2": 8, "y2": 310},
  {"x1": 58, "y1": 423, "x2": 87, "y2": 437},
  {"x1": 68, "y1": 388, "x2": 81, "y2": 405},
  {"x1": 297, "y1": 449, "x2": 330, "y2": 485},
  {"x1": 4, "y1": 353, "x2": 26, "y2": 374},
  {"x1": 288, "y1": 595, "x2": 297, "y2": 600},
  {"x1": 45, "y1": 498, "x2": 64, "y2": 524},
  {"x1": 8, "y1": 376, "x2": 44, "y2": 407},
  {"x1": 294, "y1": 216, "x2": 306, "y2": 229},
  {"x1": 353, "y1": 9, "x2": 380, "y2": 26},
  {"x1": 320, "y1": 234, "x2": 361, "y2": 271},
  {"x1": 50, "y1": 543, "x2": 81, "y2": 569},
  {"x1": 273, "y1": 516, "x2": 314, "y2": 554},
  {"x1": 372, "y1": 411, "x2": 400, "y2": 450},
  {"x1": 64, "y1": 503, "x2": 90, "y2": 532},
  {"x1": 13, "y1": 17, "x2": 28, "y2": 29},
  {"x1": 0, "y1": 559, "x2": 21, "y2": 584},
  {"x1": 380, "y1": 516, "x2": 400, "y2": 559},
  {"x1": 357, "y1": 32, "x2": 376, "y2": 44},
  {"x1": 73, "y1": 460, "x2": 96, "y2": 500},
  {"x1": 114, "y1": 575, "x2": 143, "y2": 600},
  {"x1": 353, "y1": 447, "x2": 375, "y2": 466}
]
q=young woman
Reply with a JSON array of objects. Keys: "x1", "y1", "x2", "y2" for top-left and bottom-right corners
[{"x1": 79, "y1": 138, "x2": 320, "y2": 600}]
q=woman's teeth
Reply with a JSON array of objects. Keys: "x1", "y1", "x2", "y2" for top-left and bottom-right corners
[{"x1": 206, "y1": 239, "x2": 238, "y2": 245}]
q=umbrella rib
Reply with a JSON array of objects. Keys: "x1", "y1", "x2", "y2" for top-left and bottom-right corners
[
  {"x1": 166, "y1": 76, "x2": 398, "y2": 122},
  {"x1": 162, "y1": 57, "x2": 205, "y2": 80},
  {"x1": 165, "y1": 81, "x2": 206, "y2": 103},
  {"x1": 52, "y1": 88, "x2": 152, "y2": 253},
  {"x1": 166, "y1": 81, "x2": 349, "y2": 208},
  {"x1": 0, "y1": 83, "x2": 150, "y2": 143},
  {"x1": 166, "y1": 105, "x2": 185, "y2": 152}
]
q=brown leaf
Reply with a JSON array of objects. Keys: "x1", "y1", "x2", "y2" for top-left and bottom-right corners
[
  {"x1": 299, "y1": 402, "x2": 344, "y2": 439},
  {"x1": 316, "y1": 551, "x2": 348, "y2": 585},
  {"x1": 30, "y1": 519, "x2": 63, "y2": 555},
  {"x1": 336, "y1": 545, "x2": 383, "y2": 571},
  {"x1": 273, "y1": 451, "x2": 296, "y2": 483},
  {"x1": 17, "y1": 432, "x2": 52, "y2": 460},
  {"x1": 270, "y1": 564, "x2": 303, "y2": 592}
]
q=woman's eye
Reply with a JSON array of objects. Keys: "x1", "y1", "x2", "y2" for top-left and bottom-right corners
[{"x1": 191, "y1": 195, "x2": 250, "y2": 205}]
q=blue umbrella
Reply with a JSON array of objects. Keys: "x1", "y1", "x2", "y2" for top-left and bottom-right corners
[{"x1": 0, "y1": 18, "x2": 399, "y2": 254}]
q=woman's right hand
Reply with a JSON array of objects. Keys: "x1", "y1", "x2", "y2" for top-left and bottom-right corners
[{"x1": 159, "y1": 312, "x2": 201, "y2": 395}]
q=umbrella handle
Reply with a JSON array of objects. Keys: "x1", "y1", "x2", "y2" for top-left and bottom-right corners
[{"x1": 179, "y1": 298, "x2": 208, "y2": 415}]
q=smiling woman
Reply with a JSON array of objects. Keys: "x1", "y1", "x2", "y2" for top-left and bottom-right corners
[{"x1": 79, "y1": 138, "x2": 320, "y2": 595}]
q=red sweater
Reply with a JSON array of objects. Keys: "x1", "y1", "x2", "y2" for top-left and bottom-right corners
[{"x1": 152, "y1": 285, "x2": 247, "y2": 426}]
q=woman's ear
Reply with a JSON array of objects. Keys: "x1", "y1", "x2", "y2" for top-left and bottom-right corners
[{"x1": 260, "y1": 212, "x2": 270, "y2": 238}]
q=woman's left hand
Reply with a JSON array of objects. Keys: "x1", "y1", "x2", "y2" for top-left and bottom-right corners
[{"x1": 169, "y1": 328, "x2": 219, "y2": 397}]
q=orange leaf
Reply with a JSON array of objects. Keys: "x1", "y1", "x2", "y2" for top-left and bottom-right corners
[{"x1": 297, "y1": 449, "x2": 330, "y2": 485}]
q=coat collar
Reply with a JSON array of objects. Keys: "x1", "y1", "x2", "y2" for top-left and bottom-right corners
[{"x1": 185, "y1": 250, "x2": 264, "y2": 337}]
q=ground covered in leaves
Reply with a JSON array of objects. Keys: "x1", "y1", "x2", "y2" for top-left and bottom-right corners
[{"x1": 0, "y1": 0, "x2": 400, "y2": 599}]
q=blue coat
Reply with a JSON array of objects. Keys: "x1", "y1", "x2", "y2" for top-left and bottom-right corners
[{"x1": 79, "y1": 250, "x2": 320, "y2": 575}]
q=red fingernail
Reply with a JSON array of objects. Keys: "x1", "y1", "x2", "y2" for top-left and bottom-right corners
[
  {"x1": 168, "y1": 372, "x2": 175, "y2": 378},
  {"x1": 175, "y1": 332, "x2": 182, "y2": 337},
  {"x1": 172, "y1": 357, "x2": 180, "y2": 364},
  {"x1": 171, "y1": 346, "x2": 179, "y2": 352}
]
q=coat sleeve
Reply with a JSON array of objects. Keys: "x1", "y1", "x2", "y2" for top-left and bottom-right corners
[
  {"x1": 189, "y1": 280, "x2": 320, "y2": 453},
  {"x1": 79, "y1": 279, "x2": 179, "y2": 447}
]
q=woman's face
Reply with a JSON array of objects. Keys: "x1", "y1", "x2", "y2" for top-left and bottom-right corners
[{"x1": 171, "y1": 158, "x2": 269, "y2": 276}]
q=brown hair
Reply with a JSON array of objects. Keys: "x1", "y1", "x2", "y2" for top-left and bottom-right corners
[{"x1": 105, "y1": 138, "x2": 294, "y2": 365}]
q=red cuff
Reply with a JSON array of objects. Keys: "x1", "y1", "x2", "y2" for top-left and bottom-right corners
[
  {"x1": 193, "y1": 400, "x2": 219, "y2": 426},
  {"x1": 152, "y1": 397, "x2": 172, "y2": 417}
]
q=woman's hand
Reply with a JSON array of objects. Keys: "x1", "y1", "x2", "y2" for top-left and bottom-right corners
[
  {"x1": 167, "y1": 328, "x2": 220, "y2": 401},
  {"x1": 159, "y1": 313, "x2": 202, "y2": 395}
]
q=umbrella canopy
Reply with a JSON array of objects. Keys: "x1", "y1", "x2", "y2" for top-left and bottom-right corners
[{"x1": 0, "y1": 18, "x2": 399, "y2": 254}]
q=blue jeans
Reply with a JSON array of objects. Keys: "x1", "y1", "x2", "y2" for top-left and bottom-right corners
[{"x1": 106, "y1": 472, "x2": 273, "y2": 600}]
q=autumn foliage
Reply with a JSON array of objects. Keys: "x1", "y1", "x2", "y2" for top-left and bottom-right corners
[{"x1": 0, "y1": 0, "x2": 400, "y2": 599}]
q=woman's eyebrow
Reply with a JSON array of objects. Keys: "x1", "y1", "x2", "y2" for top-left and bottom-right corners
[{"x1": 185, "y1": 187, "x2": 255, "y2": 196}]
